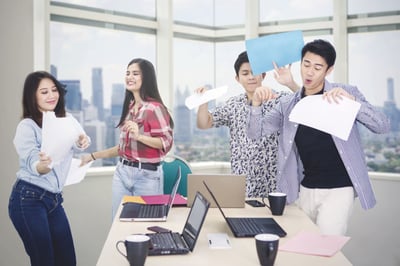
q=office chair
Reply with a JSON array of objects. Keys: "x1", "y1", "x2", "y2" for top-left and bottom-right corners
[{"x1": 162, "y1": 154, "x2": 191, "y2": 197}]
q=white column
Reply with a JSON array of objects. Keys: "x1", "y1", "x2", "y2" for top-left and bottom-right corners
[
  {"x1": 333, "y1": 0, "x2": 348, "y2": 83},
  {"x1": 156, "y1": 0, "x2": 174, "y2": 110},
  {"x1": 33, "y1": 0, "x2": 50, "y2": 70},
  {"x1": 245, "y1": 0, "x2": 259, "y2": 39}
]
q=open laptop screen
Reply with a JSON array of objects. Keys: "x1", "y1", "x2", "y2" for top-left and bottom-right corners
[{"x1": 181, "y1": 192, "x2": 210, "y2": 251}]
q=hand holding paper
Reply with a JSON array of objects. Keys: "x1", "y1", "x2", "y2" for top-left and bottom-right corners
[
  {"x1": 185, "y1": 86, "x2": 228, "y2": 110},
  {"x1": 245, "y1": 30, "x2": 304, "y2": 75},
  {"x1": 64, "y1": 158, "x2": 93, "y2": 186},
  {"x1": 289, "y1": 95, "x2": 361, "y2": 140},
  {"x1": 41, "y1": 112, "x2": 83, "y2": 167}
]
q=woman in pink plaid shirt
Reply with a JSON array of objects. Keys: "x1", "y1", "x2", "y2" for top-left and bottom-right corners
[{"x1": 82, "y1": 58, "x2": 174, "y2": 218}]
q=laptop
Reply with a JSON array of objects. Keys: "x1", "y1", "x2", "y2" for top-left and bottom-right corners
[
  {"x1": 147, "y1": 191, "x2": 210, "y2": 255},
  {"x1": 119, "y1": 167, "x2": 181, "y2": 222},
  {"x1": 187, "y1": 174, "x2": 246, "y2": 208},
  {"x1": 203, "y1": 181, "x2": 287, "y2": 238}
]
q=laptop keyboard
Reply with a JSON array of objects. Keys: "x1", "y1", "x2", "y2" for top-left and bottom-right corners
[
  {"x1": 150, "y1": 232, "x2": 186, "y2": 249},
  {"x1": 138, "y1": 205, "x2": 164, "y2": 218},
  {"x1": 230, "y1": 218, "x2": 260, "y2": 234}
]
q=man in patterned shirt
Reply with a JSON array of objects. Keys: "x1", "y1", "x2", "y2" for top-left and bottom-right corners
[{"x1": 196, "y1": 51, "x2": 299, "y2": 197}]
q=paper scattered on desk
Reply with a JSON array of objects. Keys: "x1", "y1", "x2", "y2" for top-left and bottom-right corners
[
  {"x1": 185, "y1": 86, "x2": 228, "y2": 110},
  {"x1": 289, "y1": 95, "x2": 361, "y2": 141},
  {"x1": 279, "y1": 231, "x2": 350, "y2": 257},
  {"x1": 64, "y1": 158, "x2": 93, "y2": 186}
]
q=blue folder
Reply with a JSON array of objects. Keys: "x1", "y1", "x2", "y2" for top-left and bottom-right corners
[{"x1": 245, "y1": 30, "x2": 304, "y2": 75}]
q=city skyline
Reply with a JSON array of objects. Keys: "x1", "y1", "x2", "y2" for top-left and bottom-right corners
[
  {"x1": 50, "y1": 1, "x2": 400, "y2": 109},
  {"x1": 56, "y1": 62, "x2": 400, "y2": 169}
]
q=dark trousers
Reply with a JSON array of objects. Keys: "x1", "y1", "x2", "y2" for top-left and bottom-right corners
[{"x1": 8, "y1": 179, "x2": 76, "y2": 266}]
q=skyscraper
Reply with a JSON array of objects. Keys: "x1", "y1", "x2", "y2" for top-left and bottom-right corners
[
  {"x1": 61, "y1": 79, "x2": 82, "y2": 111},
  {"x1": 383, "y1": 77, "x2": 400, "y2": 132},
  {"x1": 50, "y1": 64, "x2": 57, "y2": 78},
  {"x1": 92, "y1": 67, "x2": 105, "y2": 121},
  {"x1": 174, "y1": 86, "x2": 192, "y2": 143},
  {"x1": 111, "y1": 83, "x2": 125, "y2": 117}
]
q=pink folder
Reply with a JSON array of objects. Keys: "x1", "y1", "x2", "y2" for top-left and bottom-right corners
[
  {"x1": 142, "y1": 194, "x2": 187, "y2": 206},
  {"x1": 122, "y1": 194, "x2": 187, "y2": 206},
  {"x1": 279, "y1": 231, "x2": 350, "y2": 257}
]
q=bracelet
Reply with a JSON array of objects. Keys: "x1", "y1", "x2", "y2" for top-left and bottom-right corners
[{"x1": 90, "y1": 153, "x2": 96, "y2": 161}]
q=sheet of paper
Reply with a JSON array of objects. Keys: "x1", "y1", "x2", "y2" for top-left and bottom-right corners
[
  {"x1": 185, "y1": 86, "x2": 228, "y2": 110},
  {"x1": 279, "y1": 231, "x2": 350, "y2": 257},
  {"x1": 289, "y1": 95, "x2": 361, "y2": 140},
  {"x1": 245, "y1": 30, "x2": 304, "y2": 75},
  {"x1": 207, "y1": 233, "x2": 232, "y2": 249},
  {"x1": 64, "y1": 158, "x2": 93, "y2": 186},
  {"x1": 41, "y1": 112, "x2": 82, "y2": 167}
]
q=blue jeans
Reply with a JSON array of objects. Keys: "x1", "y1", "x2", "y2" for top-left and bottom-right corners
[
  {"x1": 8, "y1": 180, "x2": 76, "y2": 266},
  {"x1": 112, "y1": 162, "x2": 163, "y2": 219}
]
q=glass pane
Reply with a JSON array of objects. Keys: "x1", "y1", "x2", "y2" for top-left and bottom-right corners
[
  {"x1": 348, "y1": 30, "x2": 400, "y2": 172},
  {"x1": 215, "y1": 41, "x2": 245, "y2": 98},
  {"x1": 50, "y1": 21, "x2": 156, "y2": 166},
  {"x1": 215, "y1": 0, "x2": 245, "y2": 26},
  {"x1": 173, "y1": 0, "x2": 214, "y2": 26},
  {"x1": 51, "y1": 0, "x2": 156, "y2": 17},
  {"x1": 348, "y1": 0, "x2": 400, "y2": 15},
  {"x1": 173, "y1": 38, "x2": 217, "y2": 161},
  {"x1": 259, "y1": 0, "x2": 333, "y2": 22}
]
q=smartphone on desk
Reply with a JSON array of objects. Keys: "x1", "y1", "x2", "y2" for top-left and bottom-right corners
[
  {"x1": 147, "y1": 226, "x2": 171, "y2": 233},
  {"x1": 245, "y1": 200, "x2": 265, "y2": 207}
]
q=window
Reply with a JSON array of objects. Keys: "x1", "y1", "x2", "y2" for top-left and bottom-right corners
[
  {"x1": 348, "y1": 0, "x2": 400, "y2": 14},
  {"x1": 259, "y1": 0, "x2": 333, "y2": 23},
  {"x1": 47, "y1": 0, "x2": 400, "y2": 172},
  {"x1": 51, "y1": 0, "x2": 156, "y2": 17},
  {"x1": 348, "y1": 30, "x2": 400, "y2": 172},
  {"x1": 173, "y1": 38, "x2": 217, "y2": 161},
  {"x1": 50, "y1": 20, "x2": 156, "y2": 166}
]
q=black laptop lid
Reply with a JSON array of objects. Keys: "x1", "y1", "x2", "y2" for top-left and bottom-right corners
[
  {"x1": 202, "y1": 181, "x2": 228, "y2": 220},
  {"x1": 203, "y1": 181, "x2": 287, "y2": 238},
  {"x1": 181, "y1": 191, "x2": 210, "y2": 251}
]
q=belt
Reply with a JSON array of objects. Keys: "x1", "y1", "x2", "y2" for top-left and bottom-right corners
[{"x1": 119, "y1": 158, "x2": 160, "y2": 171}]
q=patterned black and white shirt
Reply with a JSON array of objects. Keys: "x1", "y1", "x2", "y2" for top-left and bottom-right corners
[{"x1": 211, "y1": 92, "x2": 288, "y2": 197}]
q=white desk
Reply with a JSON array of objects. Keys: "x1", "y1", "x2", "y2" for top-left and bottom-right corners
[{"x1": 97, "y1": 203, "x2": 352, "y2": 266}]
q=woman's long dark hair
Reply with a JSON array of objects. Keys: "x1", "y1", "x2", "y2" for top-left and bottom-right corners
[
  {"x1": 117, "y1": 58, "x2": 174, "y2": 128},
  {"x1": 22, "y1": 71, "x2": 66, "y2": 128}
]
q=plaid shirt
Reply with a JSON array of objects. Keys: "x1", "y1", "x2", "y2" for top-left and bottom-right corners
[{"x1": 118, "y1": 99, "x2": 173, "y2": 163}]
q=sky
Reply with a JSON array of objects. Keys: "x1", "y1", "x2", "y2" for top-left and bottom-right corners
[{"x1": 50, "y1": 0, "x2": 400, "y2": 108}]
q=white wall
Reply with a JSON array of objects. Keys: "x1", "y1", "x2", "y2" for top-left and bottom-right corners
[{"x1": 0, "y1": 1, "x2": 34, "y2": 266}]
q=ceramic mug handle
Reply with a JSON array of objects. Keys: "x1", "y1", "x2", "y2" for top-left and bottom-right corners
[{"x1": 116, "y1": 240, "x2": 127, "y2": 258}]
